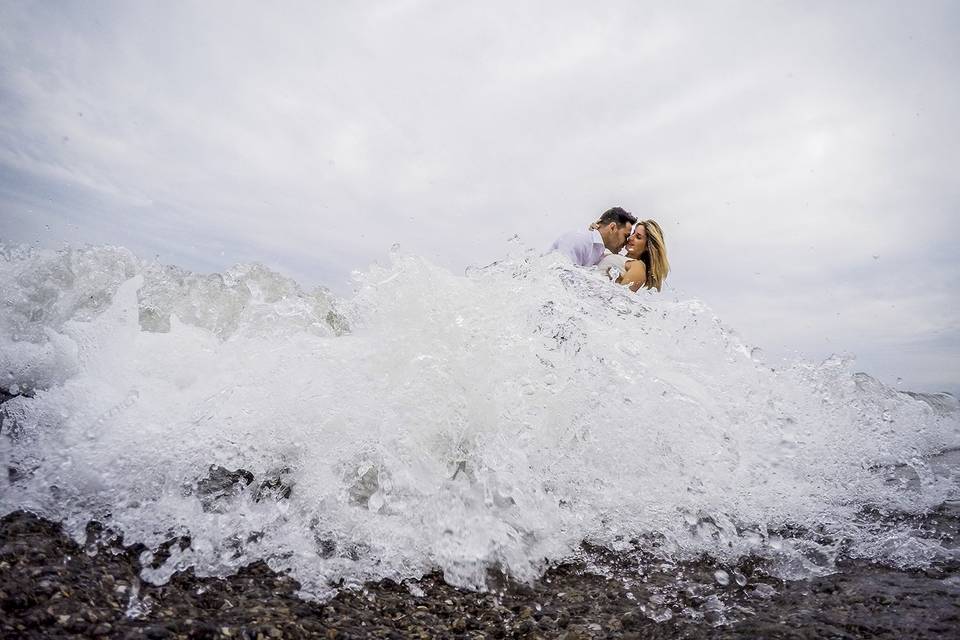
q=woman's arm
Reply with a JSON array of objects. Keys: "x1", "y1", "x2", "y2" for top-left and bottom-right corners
[{"x1": 618, "y1": 260, "x2": 647, "y2": 292}]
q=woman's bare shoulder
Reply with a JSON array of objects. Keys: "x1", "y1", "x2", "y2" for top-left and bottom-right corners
[{"x1": 625, "y1": 259, "x2": 646, "y2": 274}]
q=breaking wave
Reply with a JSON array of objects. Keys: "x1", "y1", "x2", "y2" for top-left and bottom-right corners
[{"x1": 1, "y1": 242, "x2": 958, "y2": 601}]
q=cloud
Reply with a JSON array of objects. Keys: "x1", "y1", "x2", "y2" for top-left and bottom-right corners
[{"x1": 1, "y1": 0, "x2": 958, "y2": 393}]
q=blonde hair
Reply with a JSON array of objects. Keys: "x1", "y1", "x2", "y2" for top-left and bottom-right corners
[{"x1": 633, "y1": 219, "x2": 670, "y2": 292}]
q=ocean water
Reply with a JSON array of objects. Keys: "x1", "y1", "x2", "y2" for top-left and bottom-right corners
[{"x1": 1, "y1": 243, "x2": 958, "y2": 603}]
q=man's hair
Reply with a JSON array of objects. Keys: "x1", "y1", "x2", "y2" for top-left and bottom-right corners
[{"x1": 597, "y1": 207, "x2": 637, "y2": 227}]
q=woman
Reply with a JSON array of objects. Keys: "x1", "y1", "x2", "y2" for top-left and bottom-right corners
[{"x1": 596, "y1": 219, "x2": 670, "y2": 292}]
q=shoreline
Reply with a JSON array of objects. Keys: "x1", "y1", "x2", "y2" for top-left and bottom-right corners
[{"x1": 2, "y1": 510, "x2": 959, "y2": 639}]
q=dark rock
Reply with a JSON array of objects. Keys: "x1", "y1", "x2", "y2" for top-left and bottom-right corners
[
  {"x1": 193, "y1": 465, "x2": 255, "y2": 513},
  {"x1": 144, "y1": 624, "x2": 172, "y2": 639},
  {"x1": 150, "y1": 535, "x2": 192, "y2": 568},
  {"x1": 620, "y1": 610, "x2": 641, "y2": 629}
]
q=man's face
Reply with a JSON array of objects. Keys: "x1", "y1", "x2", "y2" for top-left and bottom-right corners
[{"x1": 600, "y1": 222, "x2": 632, "y2": 253}]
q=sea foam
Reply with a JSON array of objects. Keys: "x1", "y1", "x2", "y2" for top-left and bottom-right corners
[{"x1": 1, "y1": 243, "x2": 958, "y2": 599}]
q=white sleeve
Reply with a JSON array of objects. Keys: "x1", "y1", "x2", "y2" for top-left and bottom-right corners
[{"x1": 547, "y1": 232, "x2": 584, "y2": 265}]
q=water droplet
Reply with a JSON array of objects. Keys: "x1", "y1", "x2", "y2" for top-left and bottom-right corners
[
  {"x1": 650, "y1": 609, "x2": 673, "y2": 622},
  {"x1": 714, "y1": 569, "x2": 730, "y2": 586},
  {"x1": 368, "y1": 491, "x2": 385, "y2": 512},
  {"x1": 742, "y1": 530, "x2": 763, "y2": 546},
  {"x1": 752, "y1": 583, "x2": 776, "y2": 598}
]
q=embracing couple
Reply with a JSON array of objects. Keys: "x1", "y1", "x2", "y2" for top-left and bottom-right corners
[{"x1": 547, "y1": 207, "x2": 670, "y2": 292}]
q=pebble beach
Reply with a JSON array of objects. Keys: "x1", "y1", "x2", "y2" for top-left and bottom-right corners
[{"x1": 2, "y1": 508, "x2": 959, "y2": 639}]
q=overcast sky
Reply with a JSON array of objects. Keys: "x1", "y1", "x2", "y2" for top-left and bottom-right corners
[{"x1": 1, "y1": 0, "x2": 958, "y2": 395}]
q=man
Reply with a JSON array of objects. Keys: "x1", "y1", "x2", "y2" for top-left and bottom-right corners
[{"x1": 547, "y1": 207, "x2": 637, "y2": 266}]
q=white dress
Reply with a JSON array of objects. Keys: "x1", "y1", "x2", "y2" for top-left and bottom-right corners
[{"x1": 596, "y1": 253, "x2": 631, "y2": 281}]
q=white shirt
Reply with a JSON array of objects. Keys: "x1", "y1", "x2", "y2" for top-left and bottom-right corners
[{"x1": 547, "y1": 229, "x2": 606, "y2": 267}]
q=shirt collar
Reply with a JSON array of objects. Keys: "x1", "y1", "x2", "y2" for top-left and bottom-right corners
[{"x1": 590, "y1": 229, "x2": 605, "y2": 245}]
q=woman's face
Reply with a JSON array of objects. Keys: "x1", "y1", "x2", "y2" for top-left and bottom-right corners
[{"x1": 626, "y1": 225, "x2": 647, "y2": 258}]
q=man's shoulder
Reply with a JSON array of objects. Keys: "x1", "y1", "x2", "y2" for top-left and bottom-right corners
[{"x1": 554, "y1": 228, "x2": 596, "y2": 244}]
